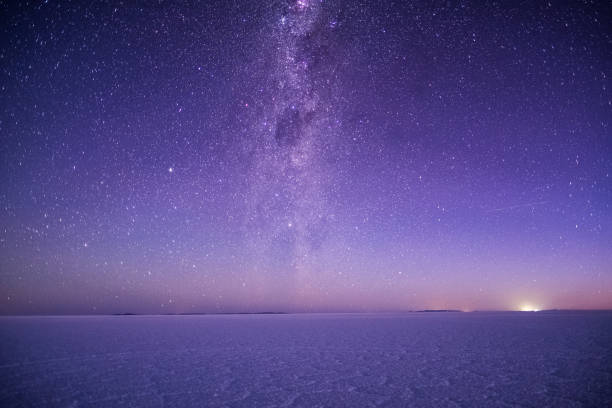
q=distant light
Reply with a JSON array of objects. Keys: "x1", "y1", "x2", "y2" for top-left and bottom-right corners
[
  {"x1": 168, "y1": 167, "x2": 174, "y2": 173},
  {"x1": 520, "y1": 304, "x2": 540, "y2": 312}
]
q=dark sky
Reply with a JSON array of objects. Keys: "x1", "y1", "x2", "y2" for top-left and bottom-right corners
[{"x1": 1, "y1": 0, "x2": 611, "y2": 314}]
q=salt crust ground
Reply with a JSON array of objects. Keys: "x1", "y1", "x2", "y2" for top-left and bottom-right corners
[{"x1": 1, "y1": 312, "x2": 611, "y2": 407}]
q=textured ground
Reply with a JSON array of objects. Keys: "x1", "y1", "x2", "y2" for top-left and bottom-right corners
[{"x1": 1, "y1": 312, "x2": 611, "y2": 407}]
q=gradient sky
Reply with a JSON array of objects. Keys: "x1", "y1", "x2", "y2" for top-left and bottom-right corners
[{"x1": 1, "y1": 0, "x2": 611, "y2": 314}]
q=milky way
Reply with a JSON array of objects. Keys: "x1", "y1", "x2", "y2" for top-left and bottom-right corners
[
  {"x1": 244, "y1": 1, "x2": 342, "y2": 300},
  {"x1": 1, "y1": 0, "x2": 611, "y2": 314}
]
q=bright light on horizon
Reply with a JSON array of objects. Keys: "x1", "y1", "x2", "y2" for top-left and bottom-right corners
[{"x1": 519, "y1": 304, "x2": 540, "y2": 312}]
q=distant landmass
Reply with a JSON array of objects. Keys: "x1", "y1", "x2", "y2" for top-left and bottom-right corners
[
  {"x1": 112, "y1": 312, "x2": 288, "y2": 316},
  {"x1": 111, "y1": 311, "x2": 467, "y2": 316}
]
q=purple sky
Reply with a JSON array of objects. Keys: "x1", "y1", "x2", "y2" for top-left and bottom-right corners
[{"x1": 1, "y1": 0, "x2": 611, "y2": 314}]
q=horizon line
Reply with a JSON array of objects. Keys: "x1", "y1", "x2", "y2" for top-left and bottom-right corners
[{"x1": 2, "y1": 308, "x2": 612, "y2": 317}]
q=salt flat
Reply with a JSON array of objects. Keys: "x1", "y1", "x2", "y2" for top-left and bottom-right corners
[{"x1": 1, "y1": 312, "x2": 611, "y2": 407}]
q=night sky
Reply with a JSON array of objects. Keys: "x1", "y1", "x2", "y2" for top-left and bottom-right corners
[{"x1": 1, "y1": 0, "x2": 611, "y2": 314}]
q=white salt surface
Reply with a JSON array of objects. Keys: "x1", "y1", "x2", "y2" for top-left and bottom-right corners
[{"x1": 1, "y1": 312, "x2": 611, "y2": 407}]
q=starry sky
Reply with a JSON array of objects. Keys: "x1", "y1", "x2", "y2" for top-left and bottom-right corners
[{"x1": 1, "y1": 0, "x2": 611, "y2": 314}]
